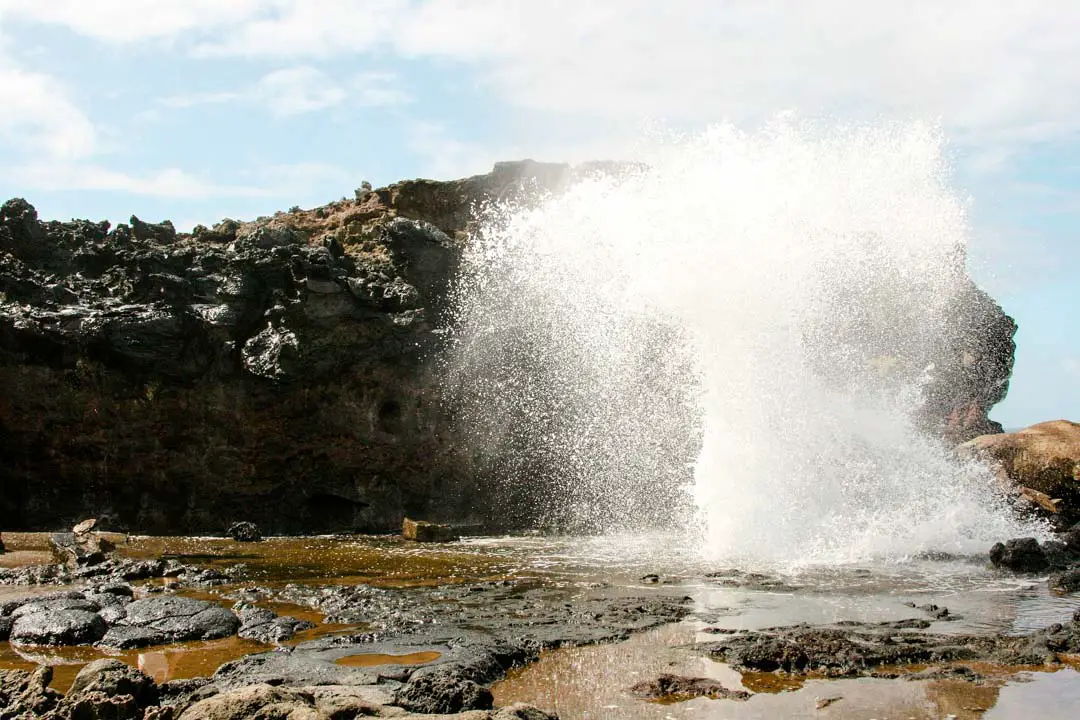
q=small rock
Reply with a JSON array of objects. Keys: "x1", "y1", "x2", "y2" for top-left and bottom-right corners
[
  {"x1": 816, "y1": 696, "x2": 842, "y2": 709},
  {"x1": 402, "y1": 518, "x2": 459, "y2": 543},
  {"x1": 73, "y1": 518, "x2": 98, "y2": 535},
  {"x1": 641, "y1": 574, "x2": 660, "y2": 584},
  {"x1": 226, "y1": 522, "x2": 263, "y2": 543}
]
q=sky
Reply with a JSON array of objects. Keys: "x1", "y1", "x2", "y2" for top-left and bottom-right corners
[{"x1": 0, "y1": 0, "x2": 1076, "y2": 429}]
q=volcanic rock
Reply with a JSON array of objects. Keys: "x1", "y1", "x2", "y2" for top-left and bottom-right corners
[
  {"x1": 115, "y1": 596, "x2": 240, "y2": 644},
  {"x1": 629, "y1": 674, "x2": 751, "y2": 701},
  {"x1": 989, "y1": 537, "x2": 1051, "y2": 572},
  {"x1": 9, "y1": 607, "x2": 107, "y2": 645},
  {"x1": 226, "y1": 522, "x2": 262, "y2": 542},
  {"x1": 234, "y1": 603, "x2": 314, "y2": 644}
]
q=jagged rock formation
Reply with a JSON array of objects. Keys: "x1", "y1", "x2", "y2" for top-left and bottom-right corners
[{"x1": 0, "y1": 161, "x2": 1017, "y2": 534}]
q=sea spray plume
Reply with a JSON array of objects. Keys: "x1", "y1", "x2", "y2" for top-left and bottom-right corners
[{"x1": 444, "y1": 119, "x2": 1033, "y2": 559}]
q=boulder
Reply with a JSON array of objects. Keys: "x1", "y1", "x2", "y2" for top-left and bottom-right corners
[
  {"x1": 989, "y1": 537, "x2": 1050, "y2": 572},
  {"x1": 9, "y1": 608, "x2": 107, "y2": 645},
  {"x1": 959, "y1": 420, "x2": 1080, "y2": 524},
  {"x1": 226, "y1": 522, "x2": 263, "y2": 543},
  {"x1": 402, "y1": 518, "x2": 460, "y2": 543},
  {"x1": 117, "y1": 596, "x2": 240, "y2": 643}
]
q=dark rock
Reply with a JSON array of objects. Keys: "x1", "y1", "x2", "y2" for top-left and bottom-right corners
[
  {"x1": 234, "y1": 604, "x2": 314, "y2": 644},
  {"x1": 0, "y1": 616, "x2": 11, "y2": 641},
  {"x1": 989, "y1": 537, "x2": 1050, "y2": 572},
  {"x1": 98, "y1": 625, "x2": 167, "y2": 650},
  {"x1": 904, "y1": 665, "x2": 984, "y2": 682},
  {"x1": 9, "y1": 596, "x2": 100, "y2": 619},
  {"x1": 130, "y1": 216, "x2": 177, "y2": 244},
  {"x1": 697, "y1": 618, "x2": 1078, "y2": 676},
  {"x1": 629, "y1": 674, "x2": 752, "y2": 701},
  {"x1": 225, "y1": 522, "x2": 262, "y2": 543},
  {"x1": 119, "y1": 596, "x2": 240, "y2": 643},
  {"x1": 9, "y1": 608, "x2": 107, "y2": 645},
  {"x1": 0, "y1": 532, "x2": 5, "y2": 554}
]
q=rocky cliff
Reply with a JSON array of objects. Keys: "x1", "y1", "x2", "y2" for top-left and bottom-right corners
[{"x1": 0, "y1": 161, "x2": 1018, "y2": 534}]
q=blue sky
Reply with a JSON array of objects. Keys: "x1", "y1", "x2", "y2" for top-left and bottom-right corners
[{"x1": 0, "y1": 0, "x2": 1076, "y2": 429}]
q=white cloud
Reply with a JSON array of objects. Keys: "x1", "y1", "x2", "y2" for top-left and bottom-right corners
[
  {"x1": 9, "y1": 163, "x2": 267, "y2": 198},
  {"x1": 6, "y1": 1, "x2": 1080, "y2": 171},
  {"x1": 161, "y1": 67, "x2": 408, "y2": 116},
  {"x1": 6, "y1": 160, "x2": 351, "y2": 199},
  {"x1": 255, "y1": 66, "x2": 345, "y2": 116},
  {"x1": 0, "y1": 64, "x2": 97, "y2": 159},
  {"x1": 0, "y1": 0, "x2": 265, "y2": 42},
  {"x1": 351, "y1": 72, "x2": 411, "y2": 108},
  {"x1": 192, "y1": 0, "x2": 409, "y2": 58}
]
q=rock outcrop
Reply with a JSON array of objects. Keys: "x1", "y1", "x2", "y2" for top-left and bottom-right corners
[
  {"x1": 960, "y1": 420, "x2": 1080, "y2": 526},
  {"x1": 0, "y1": 161, "x2": 1018, "y2": 534}
]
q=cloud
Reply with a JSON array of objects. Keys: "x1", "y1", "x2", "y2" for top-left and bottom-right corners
[
  {"x1": 162, "y1": 67, "x2": 409, "y2": 116},
  {"x1": 0, "y1": 0, "x2": 265, "y2": 42},
  {"x1": 9, "y1": 163, "x2": 267, "y2": 198},
  {"x1": 0, "y1": 64, "x2": 97, "y2": 159},
  {"x1": 5, "y1": 160, "x2": 351, "y2": 199},
  {"x1": 191, "y1": 0, "x2": 409, "y2": 58},
  {"x1": 10, "y1": 1, "x2": 1080, "y2": 162},
  {"x1": 255, "y1": 66, "x2": 346, "y2": 115}
]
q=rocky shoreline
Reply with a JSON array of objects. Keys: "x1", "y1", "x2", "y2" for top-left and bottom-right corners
[{"x1": 2, "y1": 520, "x2": 1080, "y2": 718}]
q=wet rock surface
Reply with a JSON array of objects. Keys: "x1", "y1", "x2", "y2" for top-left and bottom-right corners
[
  {"x1": 695, "y1": 616, "x2": 1080, "y2": 677},
  {"x1": 629, "y1": 674, "x2": 752, "y2": 701}
]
